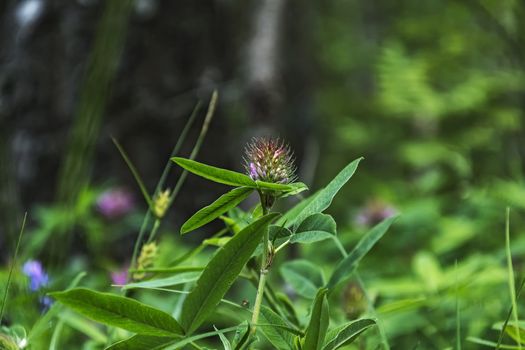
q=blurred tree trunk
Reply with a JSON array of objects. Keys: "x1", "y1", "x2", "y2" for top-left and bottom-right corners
[{"x1": 246, "y1": 0, "x2": 285, "y2": 132}]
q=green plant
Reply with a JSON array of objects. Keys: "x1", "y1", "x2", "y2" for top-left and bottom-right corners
[{"x1": 43, "y1": 132, "x2": 397, "y2": 349}]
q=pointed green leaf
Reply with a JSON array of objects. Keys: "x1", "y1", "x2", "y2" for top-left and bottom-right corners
[
  {"x1": 215, "y1": 326, "x2": 233, "y2": 350},
  {"x1": 269, "y1": 225, "x2": 292, "y2": 241},
  {"x1": 122, "y1": 272, "x2": 201, "y2": 290},
  {"x1": 303, "y1": 288, "x2": 330, "y2": 350},
  {"x1": 277, "y1": 182, "x2": 309, "y2": 197},
  {"x1": 181, "y1": 213, "x2": 279, "y2": 334},
  {"x1": 256, "y1": 181, "x2": 308, "y2": 194},
  {"x1": 181, "y1": 187, "x2": 254, "y2": 234},
  {"x1": 161, "y1": 325, "x2": 241, "y2": 350},
  {"x1": 172, "y1": 157, "x2": 256, "y2": 187},
  {"x1": 322, "y1": 319, "x2": 376, "y2": 350},
  {"x1": 327, "y1": 215, "x2": 398, "y2": 290},
  {"x1": 281, "y1": 260, "x2": 325, "y2": 299},
  {"x1": 292, "y1": 213, "x2": 336, "y2": 244},
  {"x1": 294, "y1": 158, "x2": 363, "y2": 227},
  {"x1": 50, "y1": 288, "x2": 184, "y2": 337},
  {"x1": 172, "y1": 157, "x2": 308, "y2": 195},
  {"x1": 104, "y1": 335, "x2": 175, "y2": 350},
  {"x1": 259, "y1": 306, "x2": 296, "y2": 349},
  {"x1": 276, "y1": 192, "x2": 319, "y2": 227}
]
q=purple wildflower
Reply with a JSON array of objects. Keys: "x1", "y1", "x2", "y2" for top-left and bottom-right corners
[
  {"x1": 22, "y1": 260, "x2": 49, "y2": 291},
  {"x1": 111, "y1": 268, "x2": 128, "y2": 286},
  {"x1": 96, "y1": 188, "x2": 135, "y2": 219},
  {"x1": 244, "y1": 137, "x2": 297, "y2": 184},
  {"x1": 354, "y1": 200, "x2": 397, "y2": 227}
]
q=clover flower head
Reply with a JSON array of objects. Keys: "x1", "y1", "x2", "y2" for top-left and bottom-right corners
[
  {"x1": 244, "y1": 137, "x2": 297, "y2": 184},
  {"x1": 22, "y1": 260, "x2": 48, "y2": 291}
]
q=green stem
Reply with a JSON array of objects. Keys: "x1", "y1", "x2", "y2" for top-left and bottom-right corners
[
  {"x1": 166, "y1": 91, "x2": 217, "y2": 210},
  {"x1": 128, "y1": 212, "x2": 151, "y2": 281},
  {"x1": 250, "y1": 202, "x2": 271, "y2": 335},
  {"x1": 505, "y1": 207, "x2": 522, "y2": 349},
  {"x1": 250, "y1": 267, "x2": 268, "y2": 334},
  {"x1": 128, "y1": 93, "x2": 216, "y2": 284},
  {"x1": 332, "y1": 236, "x2": 391, "y2": 350},
  {"x1": 147, "y1": 218, "x2": 161, "y2": 243}
]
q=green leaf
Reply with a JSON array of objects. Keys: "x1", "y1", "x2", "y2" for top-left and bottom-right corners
[
  {"x1": 59, "y1": 311, "x2": 108, "y2": 344},
  {"x1": 294, "y1": 158, "x2": 363, "y2": 227},
  {"x1": 215, "y1": 326, "x2": 233, "y2": 350},
  {"x1": 50, "y1": 288, "x2": 184, "y2": 337},
  {"x1": 181, "y1": 187, "x2": 254, "y2": 234},
  {"x1": 275, "y1": 192, "x2": 319, "y2": 227},
  {"x1": 122, "y1": 272, "x2": 201, "y2": 290},
  {"x1": 269, "y1": 225, "x2": 292, "y2": 241},
  {"x1": 493, "y1": 321, "x2": 525, "y2": 345},
  {"x1": 105, "y1": 335, "x2": 175, "y2": 350},
  {"x1": 256, "y1": 181, "x2": 308, "y2": 194},
  {"x1": 259, "y1": 306, "x2": 296, "y2": 349},
  {"x1": 322, "y1": 319, "x2": 376, "y2": 350},
  {"x1": 277, "y1": 182, "x2": 309, "y2": 197},
  {"x1": 327, "y1": 215, "x2": 398, "y2": 290},
  {"x1": 292, "y1": 213, "x2": 336, "y2": 244},
  {"x1": 161, "y1": 325, "x2": 240, "y2": 350},
  {"x1": 180, "y1": 213, "x2": 279, "y2": 334},
  {"x1": 281, "y1": 260, "x2": 325, "y2": 299},
  {"x1": 303, "y1": 288, "x2": 330, "y2": 350},
  {"x1": 172, "y1": 157, "x2": 256, "y2": 187},
  {"x1": 232, "y1": 322, "x2": 251, "y2": 350},
  {"x1": 29, "y1": 271, "x2": 86, "y2": 341},
  {"x1": 172, "y1": 157, "x2": 308, "y2": 195}
]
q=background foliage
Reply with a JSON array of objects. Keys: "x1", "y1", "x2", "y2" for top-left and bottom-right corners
[{"x1": 2, "y1": 0, "x2": 525, "y2": 348}]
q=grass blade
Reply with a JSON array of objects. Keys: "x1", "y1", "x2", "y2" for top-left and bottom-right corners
[
  {"x1": 0, "y1": 212, "x2": 27, "y2": 323},
  {"x1": 112, "y1": 137, "x2": 153, "y2": 207}
]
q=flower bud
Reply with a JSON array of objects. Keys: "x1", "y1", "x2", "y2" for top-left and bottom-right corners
[
  {"x1": 342, "y1": 282, "x2": 367, "y2": 319},
  {"x1": 133, "y1": 241, "x2": 158, "y2": 280},
  {"x1": 153, "y1": 189, "x2": 170, "y2": 219}
]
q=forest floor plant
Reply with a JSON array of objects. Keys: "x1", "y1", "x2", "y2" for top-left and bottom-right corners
[
  {"x1": 1, "y1": 94, "x2": 400, "y2": 349},
  {"x1": 47, "y1": 136, "x2": 397, "y2": 349}
]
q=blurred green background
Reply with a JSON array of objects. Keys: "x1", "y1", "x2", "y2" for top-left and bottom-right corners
[{"x1": 2, "y1": 0, "x2": 525, "y2": 348}]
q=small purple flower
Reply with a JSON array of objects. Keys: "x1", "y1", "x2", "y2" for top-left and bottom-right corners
[
  {"x1": 22, "y1": 260, "x2": 49, "y2": 291},
  {"x1": 111, "y1": 268, "x2": 128, "y2": 286},
  {"x1": 244, "y1": 137, "x2": 297, "y2": 184},
  {"x1": 355, "y1": 200, "x2": 397, "y2": 227},
  {"x1": 96, "y1": 188, "x2": 135, "y2": 219}
]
